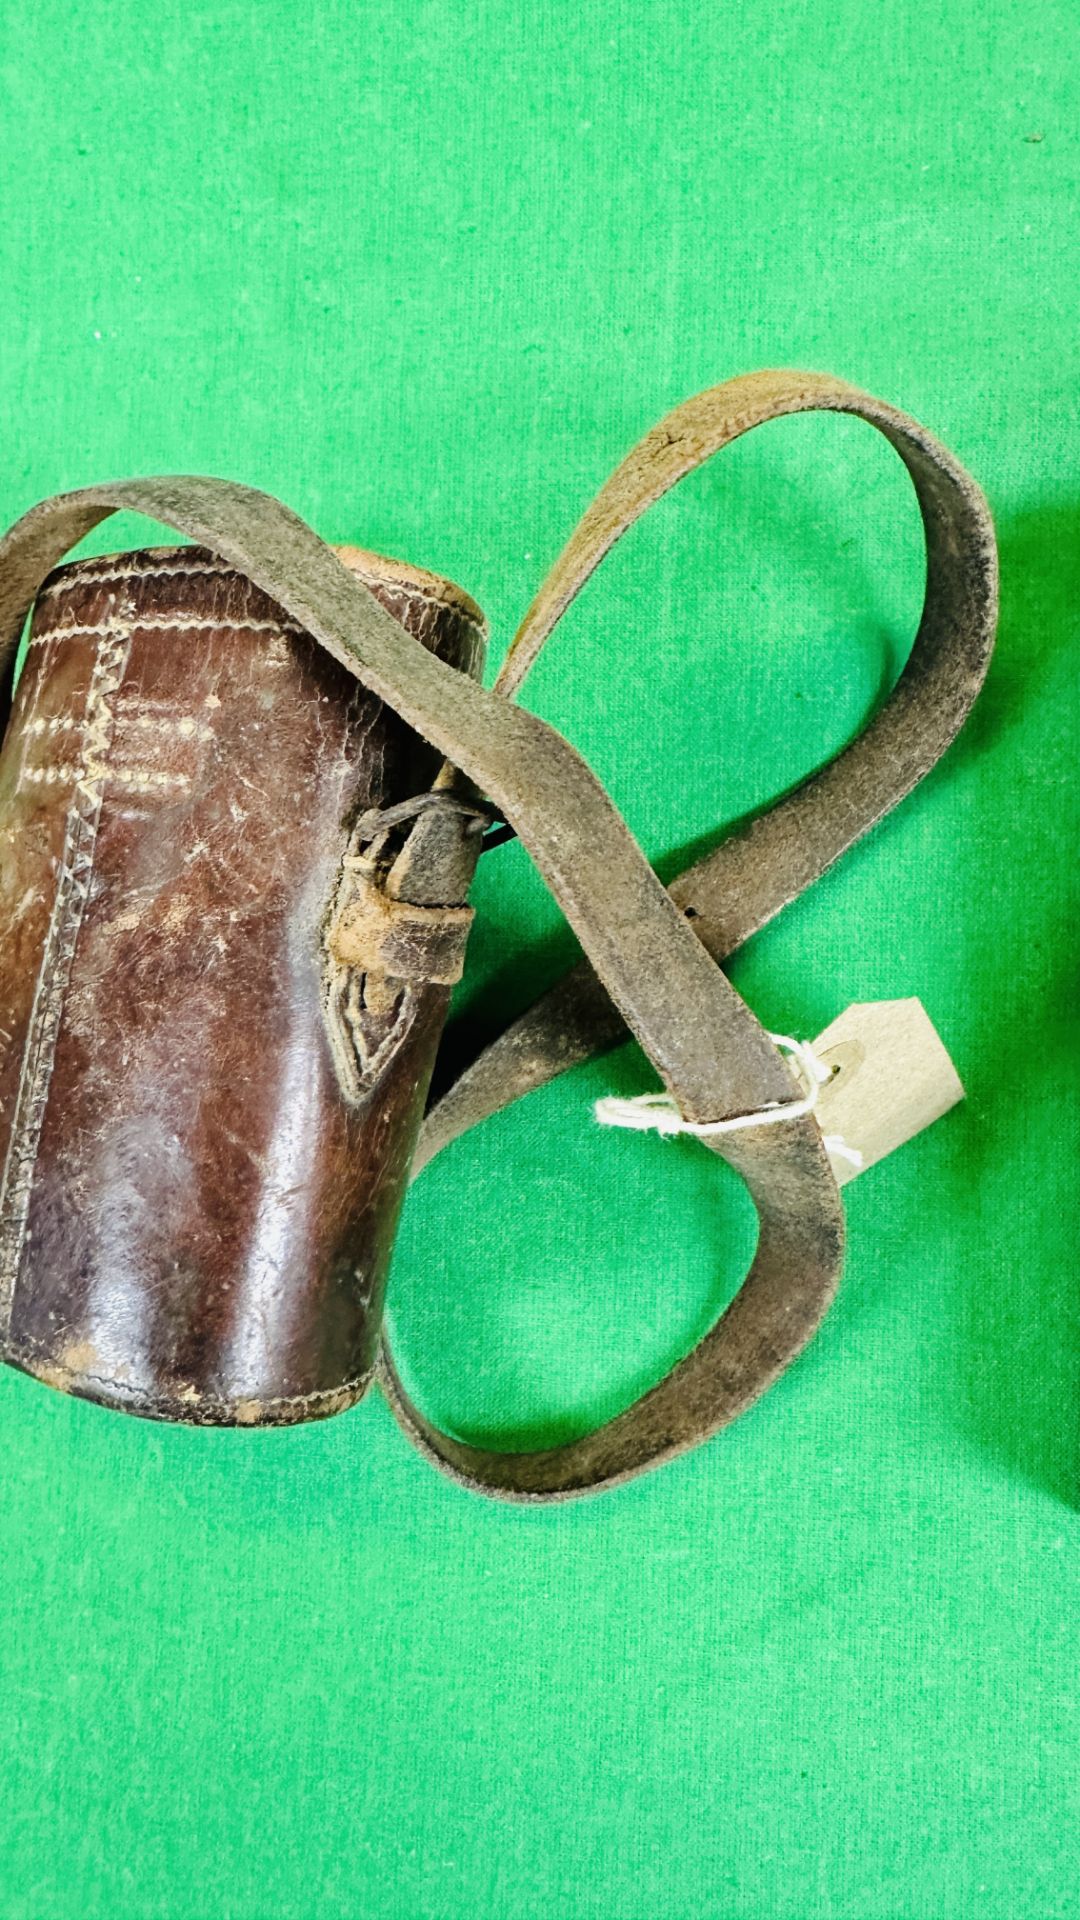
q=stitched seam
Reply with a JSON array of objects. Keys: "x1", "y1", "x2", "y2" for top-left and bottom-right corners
[
  {"x1": 322, "y1": 964, "x2": 416, "y2": 1103},
  {"x1": 117, "y1": 714, "x2": 214, "y2": 739},
  {"x1": 319, "y1": 827, "x2": 422, "y2": 1103},
  {"x1": 22, "y1": 716, "x2": 82, "y2": 738},
  {"x1": 37, "y1": 560, "x2": 238, "y2": 597},
  {"x1": 0, "y1": 606, "x2": 135, "y2": 1328},
  {"x1": 29, "y1": 615, "x2": 301, "y2": 648},
  {"x1": 13, "y1": 1345, "x2": 374, "y2": 1414},
  {"x1": 39, "y1": 566, "x2": 484, "y2": 636},
  {"x1": 24, "y1": 713, "x2": 213, "y2": 742},
  {"x1": 22, "y1": 765, "x2": 192, "y2": 792},
  {"x1": 343, "y1": 569, "x2": 485, "y2": 628}
]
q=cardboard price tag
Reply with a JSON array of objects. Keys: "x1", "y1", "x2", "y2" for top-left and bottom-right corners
[{"x1": 811, "y1": 999, "x2": 964, "y2": 1186}]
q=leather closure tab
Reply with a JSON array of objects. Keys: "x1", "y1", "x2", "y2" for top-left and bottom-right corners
[
  {"x1": 320, "y1": 811, "x2": 477, "y2": 1106},
  {"x1": 328, "y1": 861, "x2": 474, "y2": 985}
]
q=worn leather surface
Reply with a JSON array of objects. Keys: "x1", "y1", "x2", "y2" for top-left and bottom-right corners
[
  {"x1": 0, "y1": 371, "x2": 997, "y2": 1497},
  {"x1": 0, "y1": 544, "x2": 484, "y2": 1423}
]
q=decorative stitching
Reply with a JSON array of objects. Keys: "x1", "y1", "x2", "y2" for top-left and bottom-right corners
[
  {"x1": 23, "y1": 715, "x2": 79, "y2": 737},
  {"x1": 345, "y1": 569, "x2": 485, "y2": 628},
  {"x1": 21, "y1": 764, "x2": 191, "y2": 793},
  {"x1": 39, "y1": 560, "x2": 484, "y2": 636},
  {"x1": 18, "y1": 764, "x2": 85, "y2": 785},
  {"x1": 37, "y1": 559, "x2": 237, "y2": 598},
  {"x1": 24, "y1": 713, "x2": 212, "y2": 742},
  {"x1": 0, "y1": 606, "x2": 136, "y2": 1327},
  {"x1": 118, "y1": 714, "x2": 214, "y2": 739},
  {"x1": 30, "y1": 614, "x2": 302, "y2": 648},
  {"x1": 322, "y1": 963, "x2": 416, "y2": 1105},
  {"x1": 320, "y1": 826, "x2": 420, "y2": 1105}
]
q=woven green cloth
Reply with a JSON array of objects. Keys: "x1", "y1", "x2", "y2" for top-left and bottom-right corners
[{"x1": 1, "y1": 3, "x2": 1076, "y2": 1915}]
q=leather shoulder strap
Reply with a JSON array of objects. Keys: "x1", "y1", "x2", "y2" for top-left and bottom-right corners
[
  {"x1": 381, "y1": 372, "x2": 996, "y2": 1497},
  {"x1": 0, "y1": 370, "x2": 996, "y2": 1501},
  {"x1": 415, "y1": 372, "x2": 998, "y2": 1173}
]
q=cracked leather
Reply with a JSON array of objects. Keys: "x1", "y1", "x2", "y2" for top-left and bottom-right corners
[
  {"x1": 0, "y1": 371, "x2": 997, "y2": 1498},
  {"x1": 0, "y1": 543, "x2": 485, "y2": 1423}
]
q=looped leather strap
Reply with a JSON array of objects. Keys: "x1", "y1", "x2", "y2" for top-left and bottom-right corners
[
  {"x1": 0, "y1": 371, "x2": 997, "y2": 1501},
  {"x1": 379, "y1": 373, "x2": 996, "y2": 1498}
]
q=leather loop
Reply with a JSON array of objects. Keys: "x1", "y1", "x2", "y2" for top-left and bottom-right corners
[
  {"x1": 327, "y1": 868, "x2": 474, "y2": 984},
  {"x1": 415, "y1": 375, "x2": 998, "y2": 1177},
  {"x1": 0, "y1": 370, "x2": 997, "y2": 1501},
  {"x1": 383, "y1": 372, "x2": 997, "y2": 1498}
]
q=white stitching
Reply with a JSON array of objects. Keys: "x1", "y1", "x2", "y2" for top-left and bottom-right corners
[
  {"x1": 11, "y1": 1346, "x2": 376, "y2": 1417},
  {"x1": 37, "y1": 559, "x2": 236, "y2": 597},
  {"x1": 30, "y1": 615, "x2": 301, "y2": 648},
  {"x1": 119, "y1": 714, "x2": 213, "y2": 740},
  {"x1": 21, "y1": 764, "x2": 191, "y2": 792},
  {"x1": 345, "y1": 568, "x2": 485, "y2": 628},
  {"x1": 38, "y1": 564, "x2": 484, "y2": 635},
  {"x1": 19, "y1": 764, "x2": 85, "y2": 785},
  {"x1": 22, "y1": 716, "x2": 79, "y2": 737},
  {"x1": 0, "y1": 610, "x2": 135, "y2": 1323},
  {"x1": 24, "y1": 713, "x2": 212, "y2": 741}
]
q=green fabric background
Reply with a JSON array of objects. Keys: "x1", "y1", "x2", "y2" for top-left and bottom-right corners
[{"x1": 0, "y1": 2, "x2": 1077, "y2": 1915}]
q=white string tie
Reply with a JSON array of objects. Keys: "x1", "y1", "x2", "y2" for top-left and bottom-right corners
[{"x1": 594, "y1": 1031, "x2": 863, "y2": 1170}]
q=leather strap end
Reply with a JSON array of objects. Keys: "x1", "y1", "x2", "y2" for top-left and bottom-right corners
[{"x1": 328, "y1": 868, "x2": 474, "y2": 986}]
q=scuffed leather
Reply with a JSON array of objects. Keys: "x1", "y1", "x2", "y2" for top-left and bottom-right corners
[{"x1": 0, "y1": 543, "x2": 484, "y2": 1423}]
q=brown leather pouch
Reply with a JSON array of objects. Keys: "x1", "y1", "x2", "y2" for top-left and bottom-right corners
[
  {"x1": 0, "y1": 371, "x2": 996, "y2": 1498},
  {"x1": 0, "y1": 542, "x2": 485, "y2": 1425}
]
